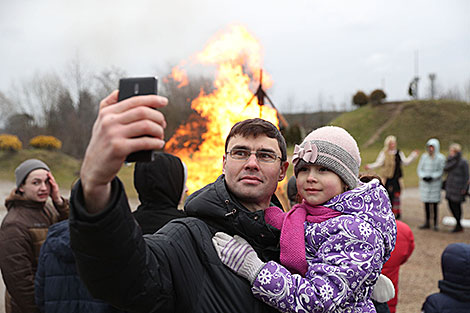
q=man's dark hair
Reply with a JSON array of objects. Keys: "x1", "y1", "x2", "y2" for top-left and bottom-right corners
[{"x1": 225, "y1": 118, "x2": 287, "y2": 162}]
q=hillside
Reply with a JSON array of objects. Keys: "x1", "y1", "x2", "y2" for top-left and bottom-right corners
[
  {"x1": 0, "y1": 150, "x2": 81, "y2": 190},
  {"x1": 330, "y1": 99, "x2": 470, "y2": 187}
]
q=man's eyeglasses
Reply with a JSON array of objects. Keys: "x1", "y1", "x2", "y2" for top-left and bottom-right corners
[{"x1": 226, "y1": 148, "x2": 281, "y2": 163}]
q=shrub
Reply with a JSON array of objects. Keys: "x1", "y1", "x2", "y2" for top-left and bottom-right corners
[
  {"x1": 370, "y1": 89, "x2": 387, "y2": 105},
  {"x1": 30, "y1": 135, "x2": 62, "y2": 150},
  {"x1": 0, "y1": 134, "x2": 23, "y2": 151},
  {"x1": 352, "y1": 91, "x2": 369, "y2": 106}
]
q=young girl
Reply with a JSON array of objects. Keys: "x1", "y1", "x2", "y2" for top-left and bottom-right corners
[{"x1": 213, "y1": 126, "x2": 397, "y2": 312}]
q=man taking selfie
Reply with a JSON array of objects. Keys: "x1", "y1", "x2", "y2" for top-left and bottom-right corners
[{"x1": 69, "y1": 90, "x2": 288, "y2": 312}]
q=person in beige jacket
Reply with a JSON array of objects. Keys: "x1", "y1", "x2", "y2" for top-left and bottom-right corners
[
  {"x1": 0, "y1": 159, "x2": 69, "y2": 313},
  {"x1": 365, "y1": 135, "x2": 418, "y2": 219}
]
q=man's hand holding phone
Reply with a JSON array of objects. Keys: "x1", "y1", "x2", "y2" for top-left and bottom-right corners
[{"x1": 80, "y1": 86, "x2": 167, "y2": 213}]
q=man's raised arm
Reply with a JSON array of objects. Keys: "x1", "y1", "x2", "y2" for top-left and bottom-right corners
[{"x1": 80, "y1": 90, "x2": 167, "y2": 213}]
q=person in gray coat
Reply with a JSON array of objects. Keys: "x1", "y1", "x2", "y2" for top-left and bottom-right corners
[
  {"x1": 444, "y1": 143, "x2": 469, "y2": 233},
  {"x1": 417, "y1": 138, "x2": 446, "y2": 230}
]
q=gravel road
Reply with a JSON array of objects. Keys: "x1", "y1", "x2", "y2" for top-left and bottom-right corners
[{"x1": 0, "y1": 180, "x2": 469, "y2": 313}]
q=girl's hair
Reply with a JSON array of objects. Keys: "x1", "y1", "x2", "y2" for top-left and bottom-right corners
[
  {"x1": 449, "y1": 143, "x2": 461, "y2": 152},
  {"x1": 359, "y1": 173, "x2": 383, "y2": 186},
  {"x1": 383, "y1": 135, "x2": 397, "y2": 151}
]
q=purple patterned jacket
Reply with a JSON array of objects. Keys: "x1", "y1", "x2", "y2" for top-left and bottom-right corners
[{"x1": 252, "y1": 179, "x2": 397, "y2": 312}]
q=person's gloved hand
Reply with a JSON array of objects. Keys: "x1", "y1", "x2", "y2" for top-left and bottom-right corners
[
  {"x1": 212, "y1": 232, "x2": 265, "y2": 284},
  {"x1": 371, "y1": 274, "x2": 395, "y2": 303},
  {"x1": 423, "y1": 176, "x2": 433, "y2": 182}
]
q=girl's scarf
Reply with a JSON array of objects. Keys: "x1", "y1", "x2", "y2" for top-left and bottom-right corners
[{"x1": 264, "y1": 202, "x2": 342, "y2": 275}]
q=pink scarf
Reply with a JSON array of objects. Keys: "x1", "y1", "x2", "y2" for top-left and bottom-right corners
[{"x1": 265, "y1": 202, "x2": 342, "y2": 275}]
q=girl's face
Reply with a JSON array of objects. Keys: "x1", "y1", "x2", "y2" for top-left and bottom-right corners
[
  {"x1": 296, "y1": 164, "x2": 345, "y2": 206},
  {"x1": 18, "y1": 169, "x2": 51, "y2": 202},
  {"x1": 427, "y1": 145, "x2": 435, "y2": 155}
]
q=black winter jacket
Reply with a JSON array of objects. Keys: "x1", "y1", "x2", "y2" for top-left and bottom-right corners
[
  {"x1": 70, "y1": 175, "x2": 282, "y2": 313},
  {"x1": 35, "y1": 220, "x2": 125, "y2": 313},
  {"x1": 444, "y1": 152, "x2": 469, "y2": 203},
  {"x1": 132, "y1": 153, "x2": 187, "y2": 235},
  {"x1": 421, "y1": 243, "x2": 470, "y2": 312}
]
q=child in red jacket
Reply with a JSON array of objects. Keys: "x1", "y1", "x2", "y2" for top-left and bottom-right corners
[{"x1": 381, "y1": 220, "x2": 415, "y2": 313}]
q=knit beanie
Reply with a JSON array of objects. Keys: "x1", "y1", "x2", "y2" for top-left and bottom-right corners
[
  {"x1": 292, "y1": 126, "x2": 361, "y2": 189},
  {"x1": 15, "y1": 159, "x2": 50, "y2": 187}
]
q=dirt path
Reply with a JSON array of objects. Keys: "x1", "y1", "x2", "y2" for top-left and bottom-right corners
[
  {"x1": 363, "y1": 102, "x2": 404, "y2": 148},
  {"x1": 1, "y1": 180, "x2": 469, "y2": 313}
]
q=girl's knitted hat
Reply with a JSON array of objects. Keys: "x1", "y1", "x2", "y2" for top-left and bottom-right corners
[{"x1": 292, "y1": 126, "x2": 361, "y2": 189}]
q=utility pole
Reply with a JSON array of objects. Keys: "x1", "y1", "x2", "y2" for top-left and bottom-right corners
[
  {"x1": 429, "y1": 73, "x2": 436, "y2": 99},
  {"x1": 414, "y1": 50, "x2": 419, "y2": 99}
]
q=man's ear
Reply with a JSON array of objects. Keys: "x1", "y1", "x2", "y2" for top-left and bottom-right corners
[
  {"x1": 18, "y1": 186, "x2": 24, "y2": 194},
  {"x1": 278, "y1": 161, "x2": 289, "y2": 181},
  {"x1": 222, "y1": 155, "x2": 227, "y2": 174}
]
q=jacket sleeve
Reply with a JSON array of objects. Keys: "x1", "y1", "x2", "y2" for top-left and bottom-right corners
[
  {"x1": 367, "y1": 151, "x2": 385, "y2": 169},
  {"x1": 462, "y1": 160, "x2": 470, "y2": 192},
  {"x1": 251, "y1": 223, "x2": 382, "y2": 312},
  {"x1": 430, "y1": 155, "x2": 445, "y2": 180},
  {"x1": 53, "y1": 196, "x2": 70, "y2": 221},
  {"x1": 0, "y1": 223, "x2": 39, "y2": 313},
  {"x1": 417, "y1": 155, "x2": 425, "y2": 179},
  {"x1": 399, "y1": 150, "x2": 418, "y2": 166},
  {"x1": 34, "y1": 241, "x2": 47, "y2": 312},
  {"x1": 69, "y1": 177, "x2": 175, "y2": 313}
]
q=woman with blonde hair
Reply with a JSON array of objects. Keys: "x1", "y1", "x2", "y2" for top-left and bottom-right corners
[{"x1": 366, "y1": 135, "x2": 419, "y2": 219}]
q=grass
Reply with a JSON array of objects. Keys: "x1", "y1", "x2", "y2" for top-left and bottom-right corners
[{"x1": 0, "y1": 149, "x2": 81, "y2": 191}]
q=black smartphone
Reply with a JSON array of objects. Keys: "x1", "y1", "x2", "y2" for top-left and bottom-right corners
[{"x1": 118, "y1": 77, "x2": 158, "y2": 162}]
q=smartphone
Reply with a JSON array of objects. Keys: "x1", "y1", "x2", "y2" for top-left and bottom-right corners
[{"x1": 118, "y1": 77, "x2": 158, "y2": 162}]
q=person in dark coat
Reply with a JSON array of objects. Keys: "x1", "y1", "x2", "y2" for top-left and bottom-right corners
[
  {"x1": 69, "y1": 91, "x2": 289, "y2": 313},
  {"x1": 0, "y1": 159, "x2": 69, "y2": 313},
  {"x1": 443, "y1": 143, "x2": 469, "y2": 233},
  {"x1": 132, "y1": 153, "x2": 187, "y2": 235},
  {"x1": 286, "y1": 175, "x2": 298, "y2": 209},
  {"x1": 35, "y1": 220, "x2": 125, "y2": 313},
  {"x1": 421, "y1": 242, "x2": 470, "y2": 312}
]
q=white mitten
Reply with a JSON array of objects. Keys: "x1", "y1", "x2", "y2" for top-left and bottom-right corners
[
  {"x1": 371, "y1": 274, "x2": 395, "y2": 303},
  {"x1": 212, "y1": 232, "x2": 265, "y2": 284}
]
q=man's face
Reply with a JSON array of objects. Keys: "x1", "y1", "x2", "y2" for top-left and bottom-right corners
[
  {"x1": 19, "y1": 169, "x2": 51, "y2": 202},
  {"x1": 223, "y1": 134, "x2": 288, "y2": 211}
]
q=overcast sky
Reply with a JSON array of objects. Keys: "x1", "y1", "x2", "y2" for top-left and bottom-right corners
[{"x1": 1, "y1": 0, "x2": 469, "y2": 112}]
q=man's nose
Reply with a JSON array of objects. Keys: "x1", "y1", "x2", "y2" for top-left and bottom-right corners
[{"x1": 244, "y1": 153, "x2": 260, "y2": 169}]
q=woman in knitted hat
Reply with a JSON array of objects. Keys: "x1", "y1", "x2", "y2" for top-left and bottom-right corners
[
  {"x1": 213, "y1": 126, "x2": 397, "y2": 312},
  {"x1": 0, "y1": 159, "x2": 69, "y2": 313}
]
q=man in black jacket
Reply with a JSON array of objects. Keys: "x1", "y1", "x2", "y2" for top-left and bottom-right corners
[{"x1": 69, "y1": 90, "x2": 289, "y2": 312}]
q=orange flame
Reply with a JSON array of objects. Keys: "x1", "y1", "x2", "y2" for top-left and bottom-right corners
[
  {"x1": 170, "y1": 66, "x2": 188, "y2": 88},
  {"x1": 166, "y1": 25, "x2": 280, "y2": 195}
]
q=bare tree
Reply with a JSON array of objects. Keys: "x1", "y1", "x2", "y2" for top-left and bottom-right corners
[
  {"x1": 0, "y1": 91, "x2": 14, "y2": 128},
  {"x1": 439, "y1": 85, "x2": 463, "y2": 101},
  {"x1": 465, "y1": 78, "x2": 470, "y2": 103}
]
